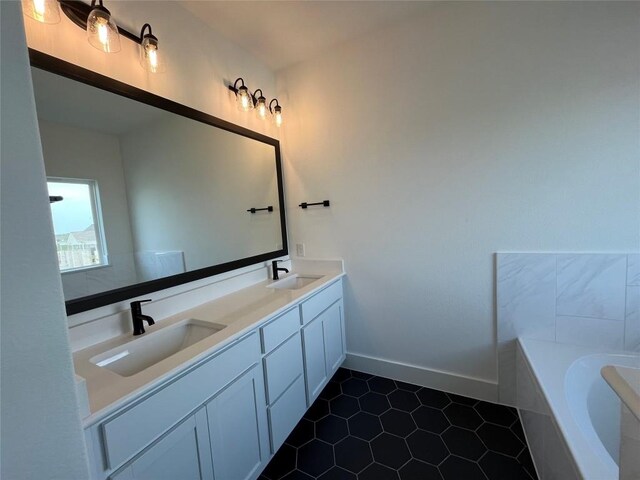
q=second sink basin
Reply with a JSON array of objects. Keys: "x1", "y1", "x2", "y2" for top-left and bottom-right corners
[
  {"x1": 267, "y1": 274, "x2": 323, "y2": 290},
  {"x1": 90, "y1": 319, "x2": 226, "y2": 377}
]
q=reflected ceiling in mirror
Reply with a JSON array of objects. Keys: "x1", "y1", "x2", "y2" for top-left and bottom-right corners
[{"x1": 29, "y1": 50, "x2": 287, "y2": 315}]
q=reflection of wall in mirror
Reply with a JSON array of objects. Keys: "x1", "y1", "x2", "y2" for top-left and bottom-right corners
[
  {"x1": 119, "y1": 114, "x2": 281, "y2": 277},
  {"x1": 38, "y1": 120, "x2": 138, "y2": 300}
]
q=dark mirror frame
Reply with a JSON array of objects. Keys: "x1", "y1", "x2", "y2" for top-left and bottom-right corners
[{"x1": 29, "y1": 49, "x2": 288, "y2": 316}]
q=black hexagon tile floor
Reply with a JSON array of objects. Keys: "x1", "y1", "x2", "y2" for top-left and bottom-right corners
[{"x1": 259, "y1": 368, "x2": 537, "y2": 480}]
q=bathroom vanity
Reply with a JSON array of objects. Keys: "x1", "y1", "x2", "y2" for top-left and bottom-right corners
[
  {"x1": 77, "y1": 270, "x2": 345, "y2": 480},
  {"x1": 26, "y1": 49, "x2": 346, "y2": 480}
]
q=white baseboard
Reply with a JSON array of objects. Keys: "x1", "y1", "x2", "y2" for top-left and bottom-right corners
[{"x1": 343, "y1": 352, "x2": 499, "y2": 403}]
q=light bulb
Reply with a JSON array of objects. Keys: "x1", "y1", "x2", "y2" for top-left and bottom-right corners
[
  {"x1": 236, "y1": 86, "x2": 253, "y2": 112},
  {"x1": 274, "y1": 106, "x2": 283, "y2": 127},
  {"x1": 255, "y1": 96, "x2": 268, "y2": 120},
  {"x1": 22, "y1": 0, "x2": 60, "y2": 24},
  {"x1": 87, "y1": 3, "x2": 120, "y2": 53},
  {"x1": 148, "y1": 49, "x2": 158, "y2": 69},
  {"x1": 97, "y1": 20, "x2": 109, "y2": 47},
  {"x1": 140, "y1": 31, "x2": 165, "y2": 73},
  {"x1": 33, "y1": 0, "x2": 46, "y2": 19}
]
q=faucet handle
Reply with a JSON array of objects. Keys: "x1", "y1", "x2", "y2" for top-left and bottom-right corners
[
  {"x1": 130, "y1": 299, "x2": 152, "y2": 315},
  {"x1": 131, "y1": 299, "x2": 152, "y2": 307}
]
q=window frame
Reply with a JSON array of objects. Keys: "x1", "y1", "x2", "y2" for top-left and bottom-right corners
[{"x1": 47, "y1": 176, "x2": 109, "y2": 274}]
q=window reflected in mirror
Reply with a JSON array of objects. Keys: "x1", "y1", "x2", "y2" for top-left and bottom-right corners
[{"x1": 47, "y1": 178, "x2": 107, "y2": 272}]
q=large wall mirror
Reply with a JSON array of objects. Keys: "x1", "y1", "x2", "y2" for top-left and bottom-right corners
[{"x1": 29, "y1": 50, "x2": 287, "y2": 315}]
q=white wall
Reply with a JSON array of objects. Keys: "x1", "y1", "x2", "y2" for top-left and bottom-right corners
[
  {"x1": 119, "y1": 114, "x2": 281, "y2": 276},
  {"x1": 0, "y1": 2, "x2": 89, "y2": 478},
  {"x1": 39, "y1": 121, "x2": 138, "y2": 299},
  {"x1": 277, "y1": 2, "x2": 640, "y2": 387}
]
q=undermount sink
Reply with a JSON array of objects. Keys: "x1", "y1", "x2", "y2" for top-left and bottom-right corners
[
  {"x1": 267, "y1": 274, "x2": 322, "y2": 290},
  {"x1": 90, "y1": 319, "x2": 226, "y2": 377}
]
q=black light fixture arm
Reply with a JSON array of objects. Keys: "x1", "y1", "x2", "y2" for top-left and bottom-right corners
[
  {"x1": 228, "y1": 77, "x2": 246, "y2": 94},
  {"x1": 139, "y1": 23, "x2": 156, "y2": 42},
  {"x1": 252, "y1": 88, "x2": 267, "y2": 107},
  {"x1": 59, "y1": 0, "x2": 143, "y2": 44},
  {"x1": 269, "y1": 98, "x2": 281, "y2": 113}
]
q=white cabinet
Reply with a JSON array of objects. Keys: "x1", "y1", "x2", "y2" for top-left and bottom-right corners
[
  {"x1": 110, "y1": 409, "x2": 213, "y2": 480},
  {"x1": 261, "y1": 309, "x2": 307, "y2": 454},
  {"x1": 206, "y1": 365, "x2": 269, "y2": 480},
  {"x1": 87, "y1": 278, "x2": 345, "y2": 480},
  {"x1": 301, "y1": 284, "x2": 345, "y2": 404},
  {"x1": 267, "y1": 375, "x2": 306, "y2": 453},
  {"x1": 302, "y1": 316, "x2": 328, "y2": 402},
  {"x1": 108, "y1": 362, "x2": 268, "y2": 480},
  {"x1": 322, "y1": 301, "x2": 345, "y2": 375}
]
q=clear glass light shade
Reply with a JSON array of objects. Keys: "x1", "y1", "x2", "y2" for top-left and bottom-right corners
[
  {"x1": 255, "y1": 97, "x2": 268, "y2": 120},
  {"x1": 273, "y1": 106, "x2": 283, "y2": 127},
  {"x1": 22, "y1": 0, "x2": 60, "y2": 24},
  {"x1": 87, "y1": 7, "x2": 121, "y2": 53},
  {"x1": 140, "y1": 36, "x2": 165, "y2": 73},
  {"x1": 236, "y1": 86, "x2": 254, "y2": 112}
]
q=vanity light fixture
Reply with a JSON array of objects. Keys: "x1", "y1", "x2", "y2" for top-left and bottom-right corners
[
  {"x1": 228, "y1": 78, "x2": 284, "y2": 126},
  {"x1": 57, "y1": 1, "x2": 163, "y2": 72},
  {"x1": 22, "y1": 0, "x2": 61, "y2": 24},
  {"x1": 139, "y1": 24, "x2": 165, "y2": 73},
  {"x1": 254, "y1": 89, "x2": 268, "y2": 120},
  {"x1": 269, "y1": 99, "x2": 283, "y2": 127},
  {"x1": 229, "y1": 78, "x2": 254, "y2": 112},
  {"x1": 86, "y1": 0, "x2": 120, "y2": 53}
]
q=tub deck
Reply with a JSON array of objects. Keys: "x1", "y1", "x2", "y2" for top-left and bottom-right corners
[{"x1": 517, "y1": 337, "x2": 639, "y2": 480}]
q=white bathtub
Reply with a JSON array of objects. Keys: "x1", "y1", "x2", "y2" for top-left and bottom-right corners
[{"x1": 516, "y1": 337, "x2": 640, "y2": 480}]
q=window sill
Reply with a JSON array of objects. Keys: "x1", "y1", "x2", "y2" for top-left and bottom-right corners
[{"x1": 61, "y1": 263, "x2": 111, "y2": 275}]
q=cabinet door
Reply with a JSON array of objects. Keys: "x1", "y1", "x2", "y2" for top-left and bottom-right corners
[
  {"x1": 110, "y1": 409, "x2": 213, "y2": 480},
  {"x1": 206, "y1": 366, "x2": 269, "y2": 480},
  {"x1": 323, "y1": 301, "x2": 345, "y2": 375},
  {"x1": 302, "y1": 316, "x2": 327, "y2": 403}
]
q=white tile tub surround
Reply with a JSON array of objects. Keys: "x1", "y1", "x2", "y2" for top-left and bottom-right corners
[
  {"x1": 625, "y1": 286, "x2": 640, "y2": 351},
  {"x1": 516, "y1": 342, "x2": 579, "y2": 480},
  {"x1": 556, "y1": 255, "x2": 627, "y2": 320},
  {"x1": 497, "y1": 252, "x2": 639, "y2": 405},
  {"x1": 556, "y1": 316, "x2": 624, "y2": 350},
  {"x1": 627, "y1": 254, "x2": 640, "y2": 286}
]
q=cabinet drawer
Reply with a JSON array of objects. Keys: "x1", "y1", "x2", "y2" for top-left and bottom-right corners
[
  {"x1": 261, "y1": 308, "x2": 300, "y2": 353},
  {"x1": 268, "y1": 375, "x2": 307, "y2": 453},
  {"x1": 263, "y1": 332, "x2": 303, "y2": 404},
  {"x1": 102, "y1": 333, "x2": 260, "y2": 470},
  {"x1": 301, "y1": 280, "x2": 342, "y2": 324}
]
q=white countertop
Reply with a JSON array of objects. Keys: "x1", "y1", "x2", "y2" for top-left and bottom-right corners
[
  {"x1": 74, "y1": 268, "x2": 344, "y2": 427},
  {"x1": 602, "y1": 365, "x2": 640, "y2": 421}
]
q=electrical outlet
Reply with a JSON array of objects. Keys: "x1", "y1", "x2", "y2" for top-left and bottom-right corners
[{"x1": 296, "y1": 243, "x2": 305, "y2": 257}]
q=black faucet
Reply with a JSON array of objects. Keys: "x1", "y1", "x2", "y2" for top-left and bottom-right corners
[
  {"x1": 272, "y1": 260, "x2": 289, "y2": 280},
  {"x1": 131, "y1": 299, "x2": 155, "y2": 336}
]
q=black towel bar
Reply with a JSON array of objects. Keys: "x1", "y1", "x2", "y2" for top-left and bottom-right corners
[
  {"x1": 247, "y1": 206, "x2": 273, "y2": 213},
  {"x1": 299, "y1": 200, "x2": 330, "y2": 209}
]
